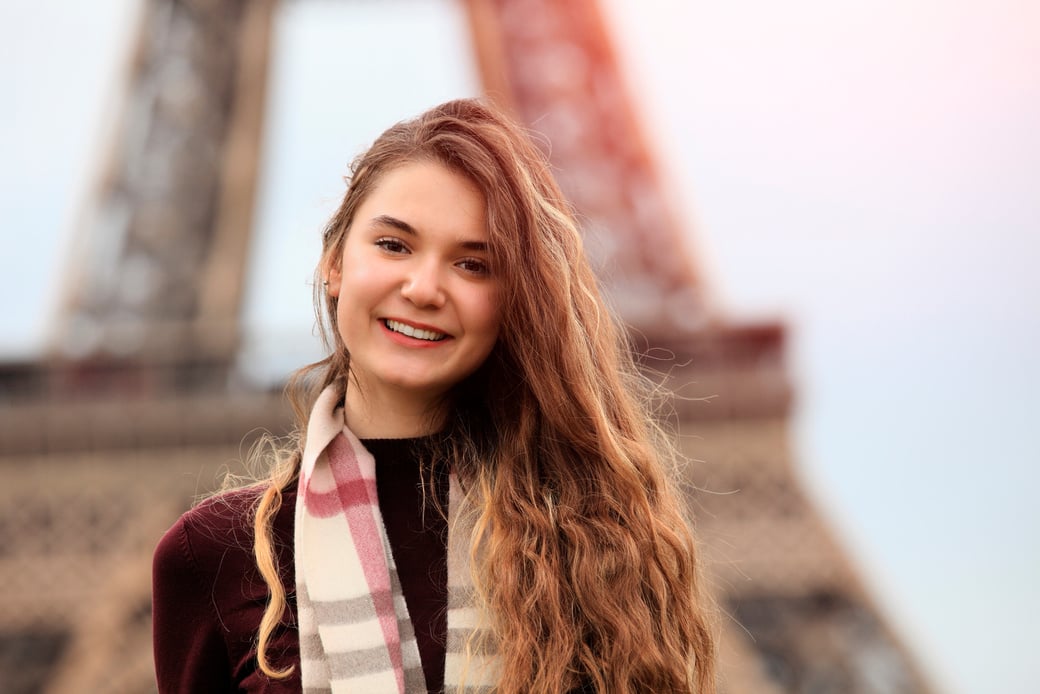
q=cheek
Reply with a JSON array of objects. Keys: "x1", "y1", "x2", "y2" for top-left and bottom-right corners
[
  {"x1": 336, "y1": 262, "x2": 382, "y2": 307},
  {"x1": 334, "y1": 299, "x2": 355, "y2": 348},
  {"x1": 475, "y1": 291, "x2": 503, "y2": 338},
  {"x1": 334, "y1": 278, "x2": 367, "y2": 342}
]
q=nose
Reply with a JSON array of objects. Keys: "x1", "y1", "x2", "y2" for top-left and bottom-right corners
[{"x1": 400, "y1": 259, "x2": 446, "y2": 308}]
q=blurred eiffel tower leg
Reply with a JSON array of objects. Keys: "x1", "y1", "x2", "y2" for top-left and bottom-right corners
[
  {"x1": 55, "y1": 0, "x2": 274, "y2": 374},
  {"x1": 461, "y1": 1, "x2": 938, "y2": 692},
  {"x1": 35, "y1": 452, "x2": 185, "y2": 694},
  {"x1": 0, "y1": 1, "x2": 283, "y2": 692}
]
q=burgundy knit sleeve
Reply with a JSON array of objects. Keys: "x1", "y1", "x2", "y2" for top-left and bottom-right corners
[
  {"x1": 152, "y1": 487, "x2": 301, "y2": 693},
  {"x1": 152, "y1": 512, "x2": 236, "y2": 693}
]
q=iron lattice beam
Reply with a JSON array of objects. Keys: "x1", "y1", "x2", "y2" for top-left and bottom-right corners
[{"x1": 57, "y1": 0, "x2": 275, "y2": 365}]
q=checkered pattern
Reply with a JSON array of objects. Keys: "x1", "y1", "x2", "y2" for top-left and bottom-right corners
[{"x1": 295, "y1": 386, "x2": 500, "y2": 693}]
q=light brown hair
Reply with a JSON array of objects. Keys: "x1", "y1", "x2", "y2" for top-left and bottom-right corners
[{"x1": 252, "y1": 98, "x2": 716, "y2": 692}]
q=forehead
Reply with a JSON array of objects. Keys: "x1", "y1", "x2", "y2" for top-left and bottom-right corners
[{"x1": 354, "y1": 161, "x2": 488, "y2": 241}]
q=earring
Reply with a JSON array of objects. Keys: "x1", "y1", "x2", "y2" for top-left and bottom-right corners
[{"x1": 322, "y1": 279, "x2": 329, "y2": 290}]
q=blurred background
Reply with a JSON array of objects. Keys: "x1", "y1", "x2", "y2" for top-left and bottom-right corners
[{"x1": 1, "y1": 0, "x2": 1037, "y2": 692}]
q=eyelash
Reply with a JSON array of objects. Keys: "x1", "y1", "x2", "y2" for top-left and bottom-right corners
[
  {"x1": 374, "y1": 237, "x2": 490, "y2": 277},
  {"x1": 458, "y1": 258, "x2": 490, "y2": 276},
  {"x1": 375, "y1": 237, "x2": 408, "y2": 254}
]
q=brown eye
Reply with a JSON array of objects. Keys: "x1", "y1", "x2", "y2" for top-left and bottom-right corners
[
  {"x1": 458, "y1": 258, "x2": 490, "y2": 276},
  {"x1": 375, "y1": 238, "x2": 409, "y2": 254}
]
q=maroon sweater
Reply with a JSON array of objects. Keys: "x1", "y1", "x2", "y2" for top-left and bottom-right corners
[{"x1": 152, "y1": 438, "x2": 448, "y2": 693}]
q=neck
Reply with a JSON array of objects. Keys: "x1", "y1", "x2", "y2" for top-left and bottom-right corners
[{"x1": 343, "y1": 376, "x2": 445, "y2": 439}]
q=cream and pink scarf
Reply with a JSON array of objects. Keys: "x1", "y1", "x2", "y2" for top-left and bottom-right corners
[{"x1": 294, "y1": 386, "x2": 500, "y2": 693}]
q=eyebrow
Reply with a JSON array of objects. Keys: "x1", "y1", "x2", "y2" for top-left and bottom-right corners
[{"x1": 370, "y1": 214, "x2": 488, "y2": 251}]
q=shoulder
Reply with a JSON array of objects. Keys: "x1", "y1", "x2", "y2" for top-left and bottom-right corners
[
  {"x1": 153, "y1": 483, "x2": 297, "y2": 586},
  {"x1": 152, "y1": 488, "x2": 256, "y2": 590},
  {"x1": 182, "y1": 486, "x2": 266, "y2": 542}
]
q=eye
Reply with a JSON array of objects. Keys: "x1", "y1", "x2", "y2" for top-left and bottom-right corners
[
  {"x1": 375, "y1": 237, "x2": 409, "y2": 254},
  {"x1": 457, "y1": 257, "x2": 490, "y2": 276}
]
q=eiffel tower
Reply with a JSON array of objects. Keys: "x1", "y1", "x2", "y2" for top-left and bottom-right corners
[{"x1": 0, "y1": 1, "x2": 936, "y2": 692}]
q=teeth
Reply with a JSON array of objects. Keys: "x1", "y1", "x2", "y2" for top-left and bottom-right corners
[{"x1": 385, "y1": 319, "x2": 447, "y2": 341}]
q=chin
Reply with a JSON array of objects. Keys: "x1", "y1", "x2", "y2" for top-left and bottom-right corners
[{"x1": 382, "y1": 373, "x2": 452, "y2": 398}]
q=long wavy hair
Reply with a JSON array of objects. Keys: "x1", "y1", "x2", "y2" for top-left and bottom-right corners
[{"x1": 250, "y1": 98, "x2": 716, "y2": 693}]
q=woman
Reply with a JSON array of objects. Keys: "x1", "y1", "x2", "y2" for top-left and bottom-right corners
[{"x1": 153, "y1": 98, "x2": 716, "y2": 693}]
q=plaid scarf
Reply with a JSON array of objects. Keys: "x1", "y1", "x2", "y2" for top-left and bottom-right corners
[{"x1": 295, "y1": 386, "x2": 500, "y2": 693}]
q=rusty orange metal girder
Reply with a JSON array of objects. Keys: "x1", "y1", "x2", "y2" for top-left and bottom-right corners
[{"x1": 461, "y1": 0, "x2": 711, "y2": 335}]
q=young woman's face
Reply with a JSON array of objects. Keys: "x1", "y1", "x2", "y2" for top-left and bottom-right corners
[{"x1": 327, "y1": 160, "x2": 501, "y2": 406}]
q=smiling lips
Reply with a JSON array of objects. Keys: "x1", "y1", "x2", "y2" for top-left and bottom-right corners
[{"x1": 383, "y1": 318, "x2": 449, "y2": 342}]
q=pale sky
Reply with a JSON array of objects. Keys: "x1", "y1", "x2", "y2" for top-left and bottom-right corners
[{"x1": 2, "y1": 1, "x2": 1038, "y2": 692}]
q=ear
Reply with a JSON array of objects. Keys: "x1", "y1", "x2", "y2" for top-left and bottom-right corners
[{"x1": 322, "y1": 255, "x2": 342, "y2": 298}]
